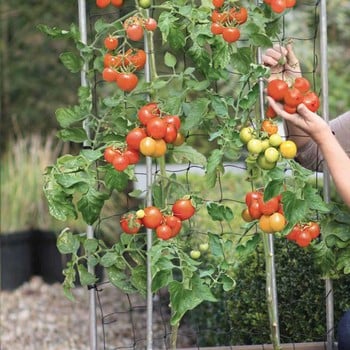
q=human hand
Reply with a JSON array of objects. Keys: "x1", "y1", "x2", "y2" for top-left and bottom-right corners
[
  {"x1": 266, "y1": 96, "x2": 329, "y2": 143},
  {"x1": 262, "y1": 43, "x2": 302, "y2": 82}
]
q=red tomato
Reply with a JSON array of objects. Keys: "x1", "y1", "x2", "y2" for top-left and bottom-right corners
[
  {"x1": 286, "y1": 224, "x2": 302, "y2": 241},
  {"x1": 212, "y1": 0, "x2": 225, "y2": 8},
  {"x1": 144, "y1": 18, "x2": 157, "y2": 31},
  {"x1": 164, "y1": 115, "x2": 181, "y2": 130},
  {"x1": 156, "y1": 224, "x2": 173, "y2": 240},
  {"x1": 123, "y1": 148, "x2": 140, "y2": 165},
  {"x1": 248, "y1": 200, "x2": 262, "y2": 220},
  {"x1": 296, "y1": 230, "x2": 312, "y2": 247},
  {"x1": 302, "y1": 92, "x2": 320, "y2": 112},
  {"x1": 142, "y1": 206, "x2": 163, "y2": 229},
  {"x1": 286, "y1": 0, "x2": 296, "y2": 7},
  {"x1": 266, "y1": 105, "x2": 277, "y2": 118},
  {"x1": 138, "y1": 103, "x2": 160, "y2": 125},
  {"x1": 116, "y1": 72, "x2": 138, "y2": 92},
  {"x1": 258, "y1": 196, "x2": 280, "y2": 216},
  {"x1": 211, "y1": 22, "x2": 223, "y2": 35},
  {"x1": 125, "y1": 49, "x2": 146, "y2": 70},
  {"x1": 283, "y1": 104, "x2": 297, "y2": 114},
  {"x1": 111, "y1": 0, "x2": 123, "y2": 7},
  {"x1": 164, "y1": 215, "x2": 182, "y2": 237},
  {"x1": 293, "y1": 77, "x2": 310, "y2": 93},
  {"x1": 234, "y1": 7, "x2": 248, "y2": 24},
  {"x1": 146, "y1": 117, "x2": 167, "y2": 139},
  {"x1": 104, "y1": 146, "x2": 119, "y2": 163},
  {"x1": 284, "y1": 87, "x2": 303, "y2": 107},
  {"x1": 120, "y1": 212, "x2": 142, "y2": 234},
  {"x1": 172, "y1": 198, "x2": 195, "y2": 221},
  {"x1": 126, "y1": 127, "x2": 147, "y2": 151},
  {"x1": 245, "y1": 191, "x2": 262, "y2": 207},
  {"x1": 112, "y1": 153, "x2": 129, "y2": 171},
  {"x1": 173, "y1": 132, "x2": 185, "y2": 146},
  {"x1": 96, "y1": 0, "x2": 110, "y2": 8},
  {"x1": 222, "y1": 27, "x2": 241, "y2": 43},
  {"x1": 267, "y1": 79, "x2": 288, "y2": 101},
  {"x1": 126, "y1": 24, "x2": 144, "y2": 41},
  {"x1": 271, "y1": 0, "x2": 287, "y2": 13},
  {"x1": 104, "y1": 53, "x2": 123, "y2": 68},
  {"x1": 164, "y1": 123, "x2": 178, "y2": 143},
  {"x1": 306, "y1": 222, "x2": 320, "y2": 239},
  {"x1": 104, "y1": 36, "x2": 119, "y2": 51},
  {"x1": 102, "y1": 67, "x2": 118, "y2": 82}
]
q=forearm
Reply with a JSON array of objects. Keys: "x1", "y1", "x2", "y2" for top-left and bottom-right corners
[{"x1": 317, "y1": 128, "x2": 350, "y2": 206}]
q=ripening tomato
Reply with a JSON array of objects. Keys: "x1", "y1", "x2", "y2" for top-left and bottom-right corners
[
  {"x1": 96, "y1": 0, "x2": 110, "y2": 8},
  {"x1": 152, "y1": 139, "x2": 167, "y2": 157},
  {"x1": 264, "y1": 147, "x2": 280, "y2": 163},
  {"x1": 144, "y1": 18, "x2": 157, "y2": 31},
  {"x1": 111, "y1": 0, "x2": 123, "y2": 6},
  {"x1": 294, "y1": 77, "x2": 310, "y2": 93},
  {"x1": 239, "y1": 127, "x2": 254, "y2": 144},
  {"x1": 116, "y1": 72, "x2": 138, "y2": 92},
  {"x1": 259, "y1": 214, "x2": 273, "y2": 233},
  {"x1": 247, "y1": 138, "x2": 263, "y2": 154},
  {"x1": 120, "y1": 212, "x2": 142, "y2": 234},
  {"x1": 222, "y1": 27, "x2": 240, "y2": 43},
  {"x1": 261, "y1": 119, "x2": 278, "y2": 136},
  {"x1": 267, "y1": 79, "x2": 288, "y2": 101},
  {"x1": 266, "y1": 105, "x2": 277, "y2": 118},
  {"x1": 269, "y1": 212, "x2": 286, "y2": 232},
  {"x1": 284, "y1": 87, "x2": 303, "y2": 107},
  {"x1": 279, "y1": 140, "x2": 297, "y2": 159},
  {"x1": 138, "y1": 103, "x2": 160, "y2": 125},
  {"x1": 258, "y1": 196, "x2": 280, "y2": 215},
  {"x1": 269, "y1": 133, "x2": 283, "y2": 147},
  {"x1": 126, "y1": 127, "x2": 147, "y2": 151},
  {"x1": 146, "y1": 117, "x2": 167, "y2": 139},
  {"x1": 296, "y1": 230, "x2": 312, "y2": 247},
  {"x1": 271, "y1": 0, "x2": 287, "y2": 13},
  {"x1": 112, "y1": 153, "x2": 129, "y2": 171},
  {"x1": 164, "y1": 215, "x2": 182, "y2": 237},
  {"x1": 142, "y1": 206, "x2": 163, "y2": 229},
  {"x1": 139, "y1": 136, "x2": 157, "y2": 156},
  {"x1": 104, "y1": 36, "x2": 119, "y2": 50},
  {"x1": 241, "y1": 208, "x2": 253, "y2": 222},
  {"x1": 172, "y1": 198, "x2": 195, "y2": 221},
  {"x1": 173, "y1": 132, "x2": 185, "y2": 146},
  {"x1": 126, "y1": 24, "x2": 144, "y2": 41},
  {"x1": 257, "y1": 154, "x2": 276, "y2": 170}
]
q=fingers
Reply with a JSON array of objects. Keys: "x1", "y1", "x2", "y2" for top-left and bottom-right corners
[
  {"x1": 266, "y1": 96, "x2": 297, "y2": 121},
  {"x1": 262, "y1": 46, "x2": 288, "y2": 66},
  {"x1": 285, "y1": 44, "x2": 299, "y2": 66}
]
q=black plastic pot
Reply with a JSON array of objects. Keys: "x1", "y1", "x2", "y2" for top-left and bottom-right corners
[{"x1": 0, "y1": 231, "x2": 33, "y2": 290}]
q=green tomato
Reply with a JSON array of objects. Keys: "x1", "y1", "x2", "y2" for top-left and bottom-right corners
[
  {"x1": 269, "y1": 133, "x2": 283, "y2": 147},
  {"x1": 261, "y1": 138, "x2": 270, "y2": 152},
  {"x1": 239, "y1": 127, "x2": 253, "y2": 144},
  {"x1": 190, "y1": 250, "x2": 201, "y2": 259},
  {"x1": 247, "y1": 139, "x2": 263, "y2": 154},
  {"x1": 138, "y1": 0, "x2": 151, "y2": 8},
  {"x1": 264, "y1": 147, "x2": 280, "y2": 163},
  {"x1": 257, "y1": 154, "x2": 276, "y2": 170},
  {"x1": 199, "y1": 243, "x2": 209, "y2": 252}
]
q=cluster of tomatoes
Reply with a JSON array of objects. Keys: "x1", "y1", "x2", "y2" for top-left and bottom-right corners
[
  {"x1": 96, "y1": 0, "x2": 123, "y2": 8},
  {"x1": 102, "y1": 15, "x2": 157, "y2": 92},
  {"x1": 286, "y1": 221, "x2": 320, "y2": 247},
  {"x1": 240, "y1": 121, "x2": 297, "y2": 171},
  {"x1": 267, "y1": 76, "x2": 320, "y2": 114},
  {"x1": 242, "y1": 191, "x2": 287, "y2": 233},
  {"x1": 210, "y1": 0, "x2": 248, "y2": 43},
  {"x1": 263, "y1": 0, "x2": 296, "y2": 14},
  {"x1": 120, "y1": 197, "x2": 196, "y2": 240},
  {"x1": 104, "y1": 102, "x2": 184, "y2": 171}
]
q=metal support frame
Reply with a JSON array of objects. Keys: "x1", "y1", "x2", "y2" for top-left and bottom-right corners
[{"x1": 77, "y1": 1, "x2": 98, "y2": 349}]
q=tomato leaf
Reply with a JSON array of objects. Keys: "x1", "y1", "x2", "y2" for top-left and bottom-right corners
[
  {"x1": 77, "y1": 264, "x2": 96, "y2": 286},
  {"x1": 164, "y1": 52, "x2": 177, "y2": 68},
  {"x1": 182, "y1": 98, "x2": 210, "y2": 131},
  {"x1": 130, "y1": 265, "x2": 147, "y2": 296},
  {"x1": 59, "y1": 52, "x2": 83, "y2": 73},
  {"x1": 83, "y1": 238, "x2": 99, "y2": 254},
  {"x1": 206, "y1": 202, "x2": 234, "y2": 222},
  {"x1": 171, "y1": 144, "x2": 207, "y2": 166},
  {"x1": 57, "y1": 128, "x2": 88, "y2": 143},
  {"x1": 104, "y1": 165, "x2": 129, "y2": 192},
  {"x1": 57, "y1": 229, "x2": 80, "y2": 254},
  {"x1": 205, "y1": 149, "x2": 224, "y2": 188},
  {"x1": 55, "y1": 106, "x2": 85, "y2": 128},
  {"x1": 282, "y1": 191, "x2": 308, "y2": 224},
  {"x1": 107, "y1": 266, "x2": 138, "y2": 294},
  {"x1": 208, "y1": 232, "x2": 224, "y2": 258}
]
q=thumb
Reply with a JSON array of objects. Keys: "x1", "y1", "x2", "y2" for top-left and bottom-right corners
[
  {"x1": 286, "y1": 44, "x2": 300, "y2": 68},
  {"x1": 296, "y1": 103, "x2": 312, "y2": 118}
]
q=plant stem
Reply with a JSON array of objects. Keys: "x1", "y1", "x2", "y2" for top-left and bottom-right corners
[
  {"x1": 170, "y1": 323, "x2": 179, "y2": 350},
  {"x1": 261, "y1": 232, "x2": 282, "y2": 350}
]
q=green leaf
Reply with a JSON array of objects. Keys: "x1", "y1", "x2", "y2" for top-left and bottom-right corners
[
  {"x1": 100, "y1": 251, "x2": 119, "y2": 267},
  {"x1": 57, "y1": 229, "x2": 80, "y2": 254},
  {"x1": 55, "y1": 106, "x2": 85, "y2": 128},
  {"x1": 77, "y1": 264, "x2": 96, "y2": 286},
  {"x1": 164, "y1": 52, "x2": 177, "y2": 68},
  {"x1": 107, "y1": 266, "x2": 138, "y2": 294},
  {"x1": 264, "y1": 179, "x2": 284, "y2": 201},
  {"x1": 104, "y1": 165, "x2": 129, "y2": 192},
  {"x1": 171, "y1": 144, "x2": 207, "y2": 166},
  {"x1": 206, "y1": 202, "x2": 234, "y2": 222},
  {"x1": 131, "y1": 265, "x2": 147, "y2": 296},
  {"x1": 208, "y1": 232, "x2": 224, "y2": 258},
  {"x1": 220, "y1": 274, "x2": 236, "y2": 292},
  {"x1": 205, "y1": 149, "x2": 224, "y2": 188},
  {"x1": 59, "y1": 52, "x2": 83, "y2": 73},
  {"x1": 282, "y1": 191, "x2": 308, "y2": 224},
  {"x1": 77, "y1": 187, "x2": 108, "y2": 225},
  {"x1": 152, "y1": 269, "x2": 173, "y2": 292},
  {"x1": 84, "y1": 238, "x2": 99, "y2": 254},
  {"x1": 168, "y1": 275, "x2": 217, "y2": 326},
  {"x1": 182, "y1": 98, "x2": 210, "y2": 131},
  {"x1": 168, "y1": 26, "x2": 186, "y2": 50},
  {"x1": 57, "y1": 128, "x2": 87, "y2": 143}
]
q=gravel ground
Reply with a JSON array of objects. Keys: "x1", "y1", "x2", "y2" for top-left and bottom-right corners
[{"x1": 0, "y1": 276, "x2": 196, "y2": 350}]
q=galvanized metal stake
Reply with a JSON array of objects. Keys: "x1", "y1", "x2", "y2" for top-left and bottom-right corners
[{"x1": 77, "y1": 1, "x2": 98, "y2": 349}]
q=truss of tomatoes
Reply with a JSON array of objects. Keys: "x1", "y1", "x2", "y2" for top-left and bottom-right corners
[
  {"x1": 263, "y1": 0, "x2": 297, "y2": 14},
  {"x1": 267, "y1": 76, "x2": 320, "y2": 114},
  {"x1": 101, "y1": 15, "x2": 157, "y2": 92},
  {"x1": 119, "y1": 197, "x2": 196, "y2": 240},
  {"x1": 242, "y1": 191, "x2": 287, "y2": 233},
  {"x1": 96, "y1": 0, "x2": 124, "y2": 9},
  {"x1": 286, "y1": 221, "x2": 320, "y2": 247},
  {"x1": 103, "y1": 102, "x2": 184, "y2": 172},
  {"x1": 210, "y1": 1, "x2": 248, "y2": 43}
]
